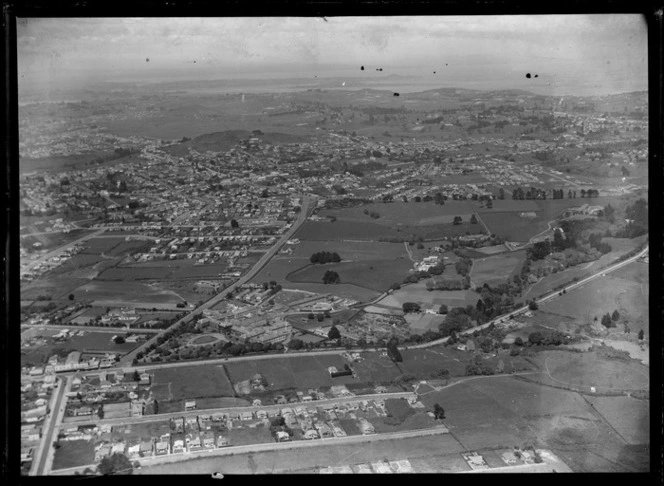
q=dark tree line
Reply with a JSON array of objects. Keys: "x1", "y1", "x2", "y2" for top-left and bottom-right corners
[{"x1": 310, "y1": 251, "x2": 342, "y2": 264}]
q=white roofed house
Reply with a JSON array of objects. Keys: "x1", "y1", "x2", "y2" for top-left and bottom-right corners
[
  {"x1": 304, "y1": 429, "x2": 320, "y2": 440},
  {"x1": 358, "y1": 418, "x2": 375, "y2": 435}
]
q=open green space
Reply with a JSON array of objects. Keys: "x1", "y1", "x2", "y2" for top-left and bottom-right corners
[
  {"x1": 469, "y1": 251, "x2": 526, "y2": 287},
  {"x1": 225, "y1": 354, "x2": 357, "y2": 392},
  {"x1": 379, "y1": 282, "x2": 476, "y2": 310},
  {"x1": 586, "y1": 395, "x2": 649, "y2": 445},
  {"x1": 523, "y1": 349, "x2": 649, "y2": 392},
  {"x1": 151, "y1": 364, "x2": 235, "y2": 401},
  {"x1": 419, "y1": 374, "x2": 607, "y2": 453},
  {"x1": 52, "y1": 440, "x2": 95, "y2": 471},
  {"x1": 286, "y1": 259, "x2": 413, "y2": 292},
  {"x1": 71, "y1": 280, "x2": 184, "y2": 304},
  {"x1": 538, "y1": 271, "x2": 648, "y2": 333},
  {"x1": 296, "y1": 219, "x2": 485, "y2": 242},
  {"x1": 317, "y1": 201, "x2": 477, "y2": 225}
]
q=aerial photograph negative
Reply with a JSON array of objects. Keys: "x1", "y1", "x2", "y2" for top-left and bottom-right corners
[{"x1": 14, "y1": 12, "x2": 652, "y2": 477}]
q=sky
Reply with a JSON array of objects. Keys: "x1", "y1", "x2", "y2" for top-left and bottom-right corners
[{"x1": 17, "y1": 15, "x2": 649, "y2": 96}]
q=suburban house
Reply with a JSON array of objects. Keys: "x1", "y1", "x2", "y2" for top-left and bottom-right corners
[
  {"x1": 314, "y1": 422, "x2": 334, "y2": 438},
  {"x1": 127, "y1": 442, "x2": 141, "y2": 459},
  {"x1": 202, "y1": 432, "x2": 215, "y2": 449},
  {"x1": 216, "y1": 435, "x2": 229, "y2": 448},
  {"x1": 358, "y1": 418, "x2": 375, "y2": 435},
  {"x1": 276, "y1": 431, "x2": 290, "y2": 442},
  {"x1": 172, "y1": 439, "x2": 185, "y2": 454},
  {"x1": 155, "y1": 440, "x2": 170, "y2": 455},
  {"x1": 303, "y1": 429, "x2": 320, "y2": 440},
  {"x1": 139, "y1": 440, "x2": 153, "y2": 457}
]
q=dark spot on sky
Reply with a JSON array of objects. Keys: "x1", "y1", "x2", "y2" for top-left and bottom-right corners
[
  {"x1": 534, "y1": 74, "x2": 538, "y2": 78},
  {"x1": 526, "y1": 73, "x2": 531, "y2": 78},
  {"x1": 433, "y1": 71, "x2": 436, "y2": 74},
  {"x1": 146, "y1": 58, "x2": 150, "y2": 63},
  {"x1": 393, "y1": 92, "x2": 400, "y2": 97},
  {"x1": 376, "y1": 68, "x2": 383, "y2": 71},
  {"x1": 445, "y1": 63, "x2": 448, "y2": 66},
  {"x1": 360, "y1": 66, "x2": 364, "y2": 71}
]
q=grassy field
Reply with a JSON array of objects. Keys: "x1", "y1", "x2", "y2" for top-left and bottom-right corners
[
  {"x1": 52, "y1": 440, "x2": 95, "y2": 470},
  {"x1": 97, "y1": 261, "x2": 232, "y2": 281},
  {"x1": 225, "y1": 355, "x2": 357, "y2": 391},
  {"x1": 249, "y1": 255, "x2": 381, "y2": 302},
  {"x1": 416, "y1": 373, "x2": 645, "y2": 472},
  {"x1": 71, "y1": 280, "x2": 185, "y2": 304},
  {"x1": 524, "y1": 349, "x2": 649, "y2": 392},
  {"x1": 585, "y1": 395, "x2": 650, "y2": 445},
  {"x1": 469, "y1": 251, "x2": 526, "y2": 287},
  {"x1": 379, "y1": 282, "x2": 476, "y2": 310},
  {"x1": 478, "y1": 211, "x2": 551, "y2": 242},
  {"x1": 21, "y1": 275, "x2": 90, "y2": 300},
  {"x1": 290, "y1": 239, "x2": 409, "y2": 261},
  {"x1": 478, "y1": 196, "x2": 621, "y2": 242},
  {"x1": 296, "y1": 219, "x2": 485, "y2": 242},
  {"x1": 151, "y1": 364, "x2": 235, "y2": 401},
  {"x1": 538, "y1": 270, "x2": 648, "y2": 333},
  {"x1": 226, "y1": 425, "x2": 274, "y2": 447},
  {"x1": 317, "y1": 201, "x2": 477, "y2": 225},
  {"x1": 286, "y1": 259, "x2": 413, "y2": 292}
]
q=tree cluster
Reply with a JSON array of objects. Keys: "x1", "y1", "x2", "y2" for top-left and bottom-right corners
[
  {"x1": 322, "y1": 270, "x2": 340, "y2": 284},
  {"x1": 310, "y1": 251, "x2": 342, "y2": 264}
]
